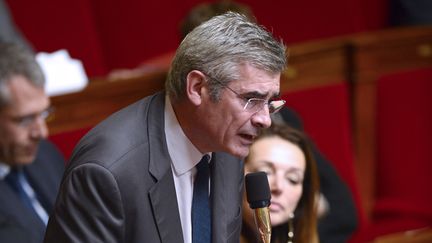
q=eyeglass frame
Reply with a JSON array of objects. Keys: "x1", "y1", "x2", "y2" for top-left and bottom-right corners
[
  {"x1": 203, "y1": 73, "x2": 286, "y2": 114},
  {"x1": 9, "y1": 106, "x2": 55, "y2": 128}
]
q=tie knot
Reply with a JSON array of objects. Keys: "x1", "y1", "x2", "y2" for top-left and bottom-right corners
[
  {"x1": 5, "y1": 169, "x2": 28, "y2": 195},
  {"x1": 196, "y1": 155, "x2": 210, "y2": 171},
  {"x1": 6, "y1": 168, "x2": 24, "y2": 184}
]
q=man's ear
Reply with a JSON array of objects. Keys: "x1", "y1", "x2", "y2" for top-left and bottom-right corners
[{"x1": 186, "y1": 70, "x2": 206, "y2": 106}]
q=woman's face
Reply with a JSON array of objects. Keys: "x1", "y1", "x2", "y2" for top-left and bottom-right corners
[{"x1": 244, "y1": 135, "x2": 306, "y2": 226}]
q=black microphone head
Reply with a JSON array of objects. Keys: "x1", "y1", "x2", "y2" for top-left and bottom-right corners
[{"x1": 245, "y1": 171, "x2": 271, "y2": 209}]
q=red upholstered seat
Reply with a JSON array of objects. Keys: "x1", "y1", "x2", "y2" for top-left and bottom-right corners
[
  {"x1": 281, "y1": 82, "x2": 366, "y2": 227},
  {"x1": 373, "y1": 68, "x2": 432, "y2": 232},
  {"x1": 350, "y1": 68, "x2": 432, "y2": 242},
  {"x1": 8, "y1": 0, "x2": 386, "y2": 77},
  {"x1": 7, "y1": 0, "x2": 106, "y2": 77},
  {"x1": 48, "y1": 127, "x2": 92, "y2": 162}
]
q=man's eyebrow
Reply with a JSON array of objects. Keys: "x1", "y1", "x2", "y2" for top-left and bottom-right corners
[
  {"x1": 241, "y1": 91, "x2": 281, "y2": 99},
  {"x1": 271, "y1": 92, "x2": 282, "y2": 99}
]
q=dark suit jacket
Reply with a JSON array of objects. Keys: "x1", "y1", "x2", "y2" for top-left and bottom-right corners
[
  {"x1": 44, "y1": 92, "x2": 244, "y2": 243},
  {"x1": 0, "y1": 140, "x2": 65, "y2": 243}
]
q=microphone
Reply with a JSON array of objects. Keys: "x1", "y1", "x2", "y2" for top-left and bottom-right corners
[{"x1": 245, "y1": 171, "x2": 271, "y2": 243}]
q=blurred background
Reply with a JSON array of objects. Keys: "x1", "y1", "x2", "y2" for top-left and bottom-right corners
[{"x1": 6, "y1": 0, "x2": 390, "y2": 77}]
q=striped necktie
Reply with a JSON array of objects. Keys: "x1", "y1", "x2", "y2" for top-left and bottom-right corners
[{"x1": 5, "y1": 169, "x2": 49, "y2": 225}]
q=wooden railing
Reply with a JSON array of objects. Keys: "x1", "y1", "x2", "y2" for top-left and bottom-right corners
[{"x1": 49, "y1": 69, "x2": 167, "y2": 134}]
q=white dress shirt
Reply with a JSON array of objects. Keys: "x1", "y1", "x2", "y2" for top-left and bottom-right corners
[
  {"x1": 164, "y1": 95, "x2": 211, "y2": 243},
  {"x1": 0, "y1": 162, "x2": 11, "y2": 180}
]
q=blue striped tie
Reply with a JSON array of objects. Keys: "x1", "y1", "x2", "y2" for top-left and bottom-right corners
[
  {"x1": 5, "y1": 169, "x2": 46, "y2": 224},
  {"x1": 192, "y1": 155, "x2": 211, "y2": 243}
]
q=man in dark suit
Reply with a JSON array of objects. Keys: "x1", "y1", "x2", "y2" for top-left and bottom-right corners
[
  {"x1": 44, "y1": 12, "x2": 287, "y2": 243},
  {"x1": 0, "y1": 42, "x2": 65, "y2": 243}
]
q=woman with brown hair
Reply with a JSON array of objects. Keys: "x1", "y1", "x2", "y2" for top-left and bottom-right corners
[{"x1": 242, "y1": 123, "x2": 320, "y2": 243}]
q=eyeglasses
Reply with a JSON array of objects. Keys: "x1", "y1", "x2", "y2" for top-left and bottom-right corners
[
  {"x1": 208, "y1": 76, "x2": 286, "y2": 114},
  {"x1": 11, "y1": 107, "x2": 55, "y2": 128}
]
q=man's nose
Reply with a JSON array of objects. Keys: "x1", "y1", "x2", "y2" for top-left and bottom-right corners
[{"x1": 251, "y1": 106, "x2": 272, "y2": 128}]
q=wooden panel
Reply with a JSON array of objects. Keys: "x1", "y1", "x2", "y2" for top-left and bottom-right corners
[
  {"x1": 373, "y1": 227, "x2": 432, "y2": 243},
  {"x1": 354, "y1": 26, "x2": 432, "y2": 84},
  {"x1": 48, "y1": 70, "x2": 166, "y2": 135},
  {"x1": 281, "y1": 38, "x2": 349, "y2": 93},
  {"x1": 352, "y1": 82, "x2": 377, "y2": 218}
]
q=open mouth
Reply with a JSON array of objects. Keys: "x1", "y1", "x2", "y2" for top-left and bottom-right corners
[{"x1": 239, "y1": 134, "x2": 256, "y2": 144}]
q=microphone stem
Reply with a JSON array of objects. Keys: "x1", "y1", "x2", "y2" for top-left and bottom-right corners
[{"x1": 255, "y1": 207, "x2": 271, "y2": 243}]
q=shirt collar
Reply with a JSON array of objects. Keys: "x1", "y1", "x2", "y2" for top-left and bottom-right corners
[
  {"x1": 0, "y1": 162, "x2": 11, "y2": 180},
  {"x1": 164, "y1": 95, "x2": 210, "y2": 176}
]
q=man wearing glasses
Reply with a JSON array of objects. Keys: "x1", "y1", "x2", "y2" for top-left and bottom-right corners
[
  {"x1": 45, "y1": 12, "x2": 287, "y2": 243},
  {"x1": 0, "y1": 42, "x2": 64, "y2": 243}
]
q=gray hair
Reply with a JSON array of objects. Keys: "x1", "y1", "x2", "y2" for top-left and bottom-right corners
[
  {"x1": 0, "y1": 42, "x2": 45, "y2": 109},
  {"x1": 166, "y1": 12, "x2": 287, "y2": 102}
]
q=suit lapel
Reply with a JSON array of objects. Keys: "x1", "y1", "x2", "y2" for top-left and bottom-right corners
[
  {"x1": 211, "y1": 153, "x2": 244, "y2": 243},
  {"x1": 211, "y1": 153, "x2": 229, "y2": 243},
  {"x1": 148, "y1": 170, "x2": 183, "y2": 243},
  {"x1": 147, "y1": 93, "x2": 184, "y2": 243}
]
